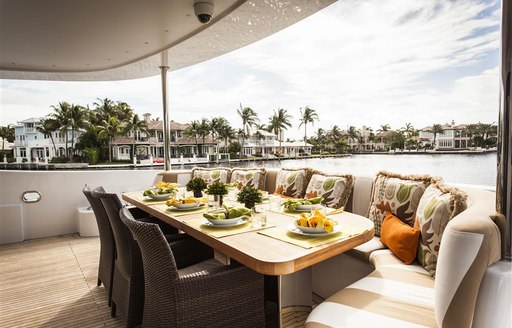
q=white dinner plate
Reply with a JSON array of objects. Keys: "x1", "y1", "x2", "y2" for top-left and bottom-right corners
[
  {"x1": 202, "y1": 216, "x2": 251, "y2": 228},
  {"x1": 294, "y1": 204, "x2": 323, "y2": 212},
  {"x1": 286, "y1": 223, "x2": 341, "y2": 236},
  {"x1": 168, "y1": 203, "x2": 206, "y2": 211},
  {"x1": 146, "y1": 193, "x2": 173, "y2": 201}
]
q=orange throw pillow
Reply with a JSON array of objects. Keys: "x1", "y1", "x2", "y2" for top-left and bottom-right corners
[{"x1": 380, "y1": 212, "x2": 420, "y2": 264}]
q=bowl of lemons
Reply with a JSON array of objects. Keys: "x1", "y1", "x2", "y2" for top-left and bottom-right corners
[
  {"x1": 295, "y1": 209, "x2": 337, "y2": 234},
  {"x1": 167, "y1": 197, "x2": 205, "y2": 209}
]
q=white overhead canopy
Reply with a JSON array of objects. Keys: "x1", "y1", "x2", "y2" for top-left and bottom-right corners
[{"x1": 0, "y1": 0, "x2": 335, "y2": 81}]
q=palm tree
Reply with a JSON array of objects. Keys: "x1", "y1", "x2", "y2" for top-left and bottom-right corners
[
  {"x1": 0, "y1": 124, "x2": 15, "y2": 155},
  {"x1": 68, "y1": 104, "x2": 87, "y2": 161},
  {"x1": 254, "y1": 130, "x2": 264, "y2": 155},
  {"x1": 431, "y1": 124, "x2": 444, "y2": 149},
  {"x1": 209, "y1": 117, "x2": 226, "y2": 154},
  {"x1": 347, "y1": 126, "x2": 360, "y2": 152},
  {"x1": 98, "y1": 116, "x2": 122, "y2": 162},
  {"x1": 401, "y1": 123, "x2": 414, "y2": 138},
  {"x1": 377, "y1": 124, "x2": 391, "y2": 133},
  {"x1": 198, "y1": 118, "x2": 210, "y2": 156},
  {"x1": 298, "y1": 106, "x2": 319, "y2": 150},
  {"x1": 50, "y1": 101, "x2": 72, "y2": 158},
  {"x1": 115, "y1": 101, "x2": 134, "y2": 122},
  {"x1": 36, "y1": 118, "x2": 59, "y2": 157},
  {"x1": 330, "y1": 125, "x2": 342, "y2": 139},
  {"x1": 237, "y1": 103, "x2": 259, "y2": 158},
  {"x1": 124, "y1": 113, "x2": 149, "y2": 161},
  {"x1": 218, "y1": 124, "x2": 235, "y2": 152},
  {"x1": 184, "y1": 120, "x2": 201, "y2": 155},
  {"x1": 93, "y1": 98, "x2": 116, "y2": 121},
  {"x1": 268, "y1": 108, "x2": 292, "y2": 154}
]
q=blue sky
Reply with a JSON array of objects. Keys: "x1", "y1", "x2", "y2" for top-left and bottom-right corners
[{"x1": 0, "y1": 0, "x2": 501, "y2": 140}]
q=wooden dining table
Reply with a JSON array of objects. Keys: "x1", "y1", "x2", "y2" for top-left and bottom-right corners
[{"x1": 122, "y1": 191, "x2": 375, "y2": 326}]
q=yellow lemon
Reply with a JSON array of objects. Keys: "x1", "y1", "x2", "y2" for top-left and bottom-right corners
[
  {"x1": 323, "y1": 219, "x2": 335, "y2": 233},
  {"x1": 166, "y1": 199, "x2": 181, "y2": 206},
  {"x1": 297, "y1": 218, "x2": 308, "y2": 227}
]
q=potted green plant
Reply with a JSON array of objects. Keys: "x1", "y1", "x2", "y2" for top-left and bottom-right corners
[
  {"x1": 205, "y1": 181, "x2": 228, "y2": 206},
  {"x1": 186, "y1": 177, "x2": 207, "y2": 198},
  {"x1": 237, "y1": 185, "x2": 263, "y2": 210}
]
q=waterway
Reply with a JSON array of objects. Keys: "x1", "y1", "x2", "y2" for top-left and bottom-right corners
[
  {"x1": 218, "y1": 153, "x2": 498, "y2": 188},
  {"x1": 1, "y1": 152, "x2": 497, "y2": 187}
]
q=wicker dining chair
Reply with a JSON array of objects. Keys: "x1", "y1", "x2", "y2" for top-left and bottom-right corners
[
  {"x1": 119, "y1": 206, "x2": 266, "y2": 328},
  {"x1": 82, "y1": 185, "x2": 115, "y2": 305},
  {"x1": 92, "y1": 187, "x2": 214, "y2": 328},
  {"x1": 83, "y1": 185, "x2": 189, "y2": 308}
]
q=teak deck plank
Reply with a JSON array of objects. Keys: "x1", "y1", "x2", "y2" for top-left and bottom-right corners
[{"x1": 0, "y1": 234, "x2": 313, "y2": 327}]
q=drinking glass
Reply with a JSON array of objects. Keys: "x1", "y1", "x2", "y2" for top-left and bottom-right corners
[
  {"x1": 207, "y1": 195, "x2": 218, "y2": 209},
  {"x1": 252, "y1": 209, "x2": 267, "y2": 227},
  {"x1": 269, "y1": 195, "x2": 282, "y2": 211}
]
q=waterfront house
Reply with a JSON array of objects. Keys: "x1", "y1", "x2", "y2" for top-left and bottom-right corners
[
  {"x1": 13, "y1": 117, "x2": 84, "y2": 162},
  {"x1": 109, "y1": 115, "x2": 216, "y2": 161},
  {"x1": 241, "y1": 128, "x2": 312, "y2": 157},
  {"x1": 419, "y1": 122, "x2": 492, "y2": 150}
]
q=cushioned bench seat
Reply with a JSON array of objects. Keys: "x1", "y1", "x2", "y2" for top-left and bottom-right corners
[{"x1": 307, "y1": 250, "x2": 435, "y2": 328}]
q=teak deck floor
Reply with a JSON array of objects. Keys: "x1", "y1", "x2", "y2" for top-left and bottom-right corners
[{"x1": 0, "y1": 234, "x2": 318, "y2": 328}]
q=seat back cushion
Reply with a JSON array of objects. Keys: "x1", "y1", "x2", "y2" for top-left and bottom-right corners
[
  {"x1": 191, "y1": 167, "x2": 230, "y2": 184},
  {"x1": 305, "y1": 172, "x2": 354, "y2": 209},
  {"x1": 367, "y1": 171, "x2": 436, "y2": 236},
  {"x1": 274, "y1": 168, "x2": 313, "y2": 198},
  {"x1": 230, "y1": 167, "x2": 266, "y2": 190},
  {"x1": 380, "y1": 212, "x2": 420, "y2": 264},
  {"x1": 415, "y1": 182, "x2": 468, "y2": 276}
]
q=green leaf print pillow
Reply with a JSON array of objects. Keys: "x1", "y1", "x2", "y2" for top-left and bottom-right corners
[
  {"x1": 415, "y1": 183, "x2": 467, "y2": 276},
  {"x1": 230, "y1": 168, "x2": 267, "y2": 189},
  {"x1": 191, "y1": 167, "x2": 230, "y2": 184},
  {"x1": 274, "y1": 168, "x2": 313, "y2": 198},
  {"x1": 367, "y1": 171, "x2": 437, "y2": 236},
  {"x1": 305, "y1": 173, "x2": 355, "y2": 209}
]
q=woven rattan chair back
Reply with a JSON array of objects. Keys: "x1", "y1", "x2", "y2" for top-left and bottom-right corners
[
  {"x1": 92, "y1": 187, "x2": 144, "y2": 328},
  {"x1": 120, "y1": 207, "x2": 265, "y2": 328},
  {"x1": 82, "y1": 185, "x2": 115, "y2": 301}
]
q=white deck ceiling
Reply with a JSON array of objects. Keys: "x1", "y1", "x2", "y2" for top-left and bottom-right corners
[{"x1": 0, "y1": 0, "x2": 336, "y2": 81}]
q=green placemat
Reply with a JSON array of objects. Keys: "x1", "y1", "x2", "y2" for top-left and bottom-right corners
[
  {"x1": 257, "y1": 226, "x2": 364, "y2": 249},
  {"x1": 183, "y1": 217, "x2": 275, "y2": 238},
  {"x1": 153, "y1": 203, "x2": 209, "y2": 217}
]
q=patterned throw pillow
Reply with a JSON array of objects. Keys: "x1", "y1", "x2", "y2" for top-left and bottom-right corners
[
  {"x1": 304, "y1": 173, "x2": 354, "y2": 209},
  {"x1": 191, "y1": 167, "x2": 230, "y2": 184},
  {"x1": 368, "y1": 171, "x2": 436, "y2": 236},
  {"x1": 415, "y1": 183, "x2": 467, "y2": 276},
  {"x1": 274, "y1": 168, "x2": 313, "y2": 198},
  {"x1": 230, "y1": 168, "x2": 267, "y2": 190}
]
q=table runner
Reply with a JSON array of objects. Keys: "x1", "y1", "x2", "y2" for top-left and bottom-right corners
[
  {"x1": 257, "y1": 225, "x2": 368, "y2": 249},
  {"x1": 182, "y1": 217, "x2": 275, "y2": 238}
]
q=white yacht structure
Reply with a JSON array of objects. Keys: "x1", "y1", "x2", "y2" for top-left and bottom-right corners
[{"x1": 0, "y1": 1, "x2": 510, "y2": 327}]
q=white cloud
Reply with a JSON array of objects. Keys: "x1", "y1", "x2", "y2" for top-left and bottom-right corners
[{"x1": 0, "y1": 0, "x2": 500, "y2": 139}]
